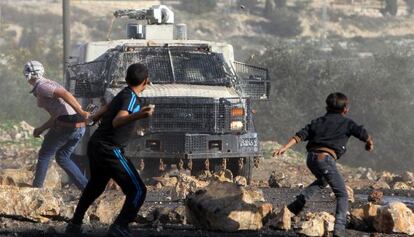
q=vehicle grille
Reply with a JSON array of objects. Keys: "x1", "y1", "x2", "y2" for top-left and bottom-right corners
[{"x1": 140, "y1": 97, "x2": 250, "y2": 134}]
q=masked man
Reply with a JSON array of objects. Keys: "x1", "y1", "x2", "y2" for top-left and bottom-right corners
[{"x1": 24, "y1": 60, "x2": 89, "y2": 190}]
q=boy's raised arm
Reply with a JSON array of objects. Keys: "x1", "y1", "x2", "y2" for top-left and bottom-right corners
[
  {"x1": 273, "y1": 137, "x2": 298, "y2": 157},
  {"x1": 349, "y1": 120, "x2": 374, "y2": 151},
  {"x1": 349, "y1": 120, "x2": 369, "y2": 141},
  {"x1": 273, "y1": 123, "x2": 312, "y2": 158},
  {"x1": 112, "y1": 107, "x2": 153, "y2": 128},
  {"x1": 295, "y1": 123, "x2": 312, "y2": 142}
]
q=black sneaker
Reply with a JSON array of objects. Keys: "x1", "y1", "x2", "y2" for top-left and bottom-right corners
[
  {"x1": 107, "y1": 224, "x2": 132, "y2": 237},
  {"x1": 64, "y1": 222, "x2": 82, "y2": 236}
]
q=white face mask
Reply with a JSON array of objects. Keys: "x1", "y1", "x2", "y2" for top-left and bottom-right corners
[{"x1": 23, "y1": 61, "x2": 44, "y2": 81}]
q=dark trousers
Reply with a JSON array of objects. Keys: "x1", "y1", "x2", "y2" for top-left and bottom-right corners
[
  {"x1": 287, "y1": 152, "x2": 348, "y2": 232},
  {"x1": 71, "y1": 141, "x2": 147, "y2": 226}
]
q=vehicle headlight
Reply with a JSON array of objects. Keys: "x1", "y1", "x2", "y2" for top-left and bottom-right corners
[
  {"x1": 231, "y1": 107, "x2": 245, "y2": 117},
  {"x1": 230, "y1": 121, "x2": 244, "y2": 131}
]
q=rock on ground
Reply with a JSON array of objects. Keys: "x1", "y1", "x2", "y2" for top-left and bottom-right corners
[
  {"x1": 392, "y1": 181, "x2": 414, "y2": 190},
  {"x1": 0, "y1": 186, "x2": 62, "y2": 223},
  {"x1": 350, "y1": 202, "x2": 381, "y2": 231},
  {"x1": 269, "y1": 206, "x2": 292, "y2": 231},
  {"x1": 152, "y1": 175, "x2": 178, "y2": 188},
  {"x1": 268, "y1": 171, "x2": 283, "y2": 188},
  {"x1": 0, "y1": 176, "x2": 16, "y2": 186},
  {"x1": 144, "y1": 206, "x2": 188, "y2": 226},
  {"x1": 374, "y1": 202, "x2": 414, "y2": 235},
  {"x1": 368, "y1": 190, "x2": 384, "y2": 204},
  {"x1": 401, "y1": 171, "x2": 414, "y2": 183},
  {"x1": 186, "y1": 181, "x2": 269, "y2": 232},
  {"x1": 213, "y1": 169, "x2": 234, "y2": 183},
  {"x1": 234, "y1": 176, "x2": 247, "y2": 186},
  {"x1": 172, "y1": 173, "x2": 209, "y2": 200},
  {"x1": 371, "y1": 180, "x2": 391, "y2": 190},
  {"x1": 361, "y1": 168, "x2": 378, "y2": 181},
  {"x1": 0, "y1": 163, "x2": 62, "y2": 189},
  {"x1": 297, "y1": 212, "x2": 335, "y2": 237},
  {"x1": 377, "y1": 171, "x2": 396, "y2": 184},
  {"x1": 346, "y1": 185, "x2": 355, "y2": 203},
  {"x1": 88, "y1": 191, "x2": 125, "y2": 224}
]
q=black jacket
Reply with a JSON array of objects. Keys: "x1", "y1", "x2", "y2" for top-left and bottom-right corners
[
  {"x1": 91, "y1": 87, "x2": 141, "y2": 148},
  {"x1": 294, "y1": 112, "x2": 369, "y2": 159}
]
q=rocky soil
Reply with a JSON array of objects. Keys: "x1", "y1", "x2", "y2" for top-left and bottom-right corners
[
  {"x1": 1, "y1": 1, "x2": 414, "y2": 236},
  {"x1": 1, "y1": 122, "x2": 414, "y2": 237}
]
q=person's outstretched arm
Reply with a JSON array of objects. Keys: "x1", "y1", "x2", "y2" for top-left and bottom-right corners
[
  {"x1": 112, "y1": 106, "x2": 153, "y2": 128},
  {"x1": 90, "y1": 104, "x2": 109, "y2": 124},
  {"x1": 273, "y1": 138, "x2": 298, "y2": 157},
  {"x1": 349, "y1": 120, "x2": 374, "y2": 152},
  {"x1": 54, "y1": 87, "x2": 89, "y2": 119},
  {"x1": 273, "y1": 122, "x2": 312, "y2": 157}
]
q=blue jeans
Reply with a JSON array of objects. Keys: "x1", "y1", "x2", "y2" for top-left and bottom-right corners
[
  {"x1": 33, "y1": 125, "x2": 88, "y2": 190},
  {"x1": 287, "y1": 152, "x2": 348, "y2": 232}
]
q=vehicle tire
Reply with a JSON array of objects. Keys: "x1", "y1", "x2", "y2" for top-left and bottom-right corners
[
  {"x1": 140, "y1": 158, "x2": 162, "y2": 181},
  {"x1": 227, "y1": 157, "x2": 254, "y2": 185},
  {"x1": 241, "y1": 157, "x2": 254, "y2": 185},
  {"x1": 190, "y1": 159, "x2": 209, "y2": 177}
]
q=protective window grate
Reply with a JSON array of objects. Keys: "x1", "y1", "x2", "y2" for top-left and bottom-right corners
[
  {"x1": 233, "y1": 62, "x2": 270, "y2": 100},
  {"x1": 66, "y1": 61, "x2": 107, "y2": 97},
  {"x1": 139, "y1": 97, "x2": 251, "y2": 134},
  {"x1": 185, "y1": 134, "x2": 208, "y2": 153},
  {"x1": 109, "y1": 48, "x2": 232, "y2": 86},
  {"x1": 146, "y1": 99, "x2": 219, "y2": 133}
]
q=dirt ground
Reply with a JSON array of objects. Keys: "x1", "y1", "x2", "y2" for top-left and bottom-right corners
[
  {"x1": 0, "y1": 187, "x2": 411, "y2": 237},
  {"x1": 1, "y1": 127, "x2": 413, "y2": 237},
  {"x1": 1, "y1": 156, "x2": 413, "y2": 237}
]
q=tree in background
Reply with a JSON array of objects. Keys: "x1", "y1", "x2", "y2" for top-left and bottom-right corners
[
  {"x1": 380, "y1": 0, "x2": 398, "y2": 16},
  {"x1": 275, "y1": 0, "x2": 287, "y2": 8},
  {"x1": 263, "y1": 8, "x2": 302, "y2": 37},
  {"x1": 405, "y1": 0, "x2": 414, "y2": 15},
  {"x1": 264, "y1": 0, "x2": 287, "y2": 18},
  {"x1": 264, "y1": 0, "x2": 276, "y2": 17},
  {"x1": 0, "y1": 7, "x2": 62, "y2": 125},
  {"x1": 261, "y1": 0, "x2": 302, "y2": 37},
  {"x1": 254, "y1": 40, "x2": 414, "y2": 172}
]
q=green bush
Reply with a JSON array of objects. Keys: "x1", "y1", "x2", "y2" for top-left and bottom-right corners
[
  {"x1": 263, "y1": 8, "x2": 302, "y2": 37},
  {"x1": 253, "y1": 40, "x2": 414, "y2": 172}
]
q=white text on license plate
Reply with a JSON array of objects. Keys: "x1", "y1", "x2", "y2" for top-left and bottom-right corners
[{"x1": 240, "y1": 138, "x2": 257, "y2": 147}]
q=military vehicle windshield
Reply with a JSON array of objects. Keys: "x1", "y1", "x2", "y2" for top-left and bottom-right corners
[
  {"x1": 107, "y1": 47, "x2": 234, "y2": 86},
  {"x1": 66, "y1": 47, "x2": 242, "y2": 98}
]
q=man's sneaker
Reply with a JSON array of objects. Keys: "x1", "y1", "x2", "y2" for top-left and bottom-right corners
[
  {"x1": 333, "y1": 229, "x2": 346, "y2": 237},
  {"x1": 64, "y1": 222, "x2": 82, "y2": 236},
  {"x1": 107, "y1": 224, "x2": 132, "y2": 237}
]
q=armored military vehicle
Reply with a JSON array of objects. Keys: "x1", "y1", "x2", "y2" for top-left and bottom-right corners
[{"x1": 66, "y1": 5, "x2": 270, "y2": 183}]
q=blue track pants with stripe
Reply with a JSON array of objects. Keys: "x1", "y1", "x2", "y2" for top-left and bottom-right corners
[{"x1": 71, "y1": 140, "x2": 147, "y2": 226}]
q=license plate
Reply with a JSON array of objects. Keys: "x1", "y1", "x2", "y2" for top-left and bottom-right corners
[{"x1": 240, "y1": 138, "x2": 257, "y2": 147}]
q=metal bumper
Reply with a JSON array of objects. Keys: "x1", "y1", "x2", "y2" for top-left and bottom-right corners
[{"x1": 125, "y1": 132, "x2": 261, "y2": 159}]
